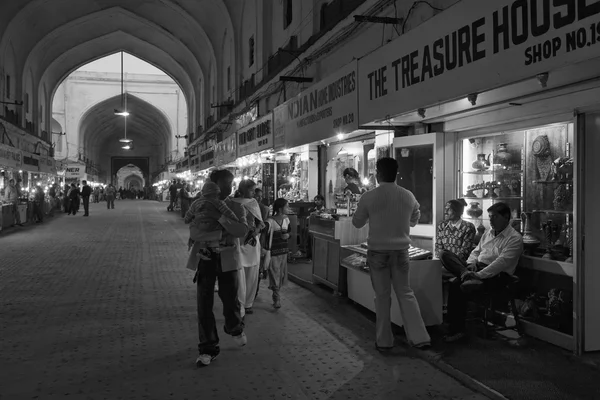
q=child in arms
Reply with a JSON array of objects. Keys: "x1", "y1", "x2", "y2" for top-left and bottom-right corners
[{"x1": 188, "y1": 182, "x2": 239, "y2": 260}]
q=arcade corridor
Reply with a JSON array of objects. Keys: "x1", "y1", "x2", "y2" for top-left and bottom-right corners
[{"x1": 0, "y1": 201, "x2": 486, "y2": 400}]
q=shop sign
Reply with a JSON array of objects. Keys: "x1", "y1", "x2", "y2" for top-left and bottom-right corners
[
  {"x1": 215, "y1": 133, "x2": 237, "y2": 166},
  {"x1": 274, "y1": 60, "x2": 358, "y2": 150},
  {"x1": 199, "y1": 147, "x2": 215, "y2": 170},
  {"x1": 22, "y1": 153, "x2": 40, "y2": 172},
  {"x1": 38, "y1": 156, "x2": 57, "y2": 174},
  {"x1": 237, "y1": 113, "x2": 274, "y2": 157},
  {"x1": 65, "y1": 164, "x2": 86, "y2": 178},
  {"x1": 359, "y1": 0, "x2": 600, "y2": 125},
  {"x1": 0, "y1": 143, "x2": 22, "y2": 168}
]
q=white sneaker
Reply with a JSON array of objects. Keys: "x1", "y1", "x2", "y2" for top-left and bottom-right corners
[
  {"x1": 233, "y1": 332, "x2": 247, "y2": 347},
  {"x1": 196, "y1": 353, "x2": 218, "y2": 367}
]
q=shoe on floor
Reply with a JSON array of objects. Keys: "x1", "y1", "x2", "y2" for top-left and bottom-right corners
[
  {"x1": 196, "y1": 353, "x2": 218, "y2": 367},
  {"x1": 245, "y1": 308, "x2": 253, "y2": 314},
  {"x1": 233, "y1": 332, "x2": 247, "y2": 347},
  {"x1": 375, "y1": 344, "x2": 394, "y2": 353},
  {"x1": 273, "y1": 298, "x2": 281, "y2": 309},
  {"x1": 413, "y1": 342, "x2": 432, "y2": 350},
  {"x1": 444, "y1": 332, "x2": 467, "y2": 343}
]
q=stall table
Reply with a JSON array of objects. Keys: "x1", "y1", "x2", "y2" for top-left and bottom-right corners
[
  {"x1": 309, "y1": 215, "x2": 368, "y2": 291},
  {"x1": 340, "y1": 243, "x2": 443, "y2": 327}
]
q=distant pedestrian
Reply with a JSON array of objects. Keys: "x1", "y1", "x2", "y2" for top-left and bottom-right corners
[
  {"x1": 93, "y1": 186, "x2": 100, "y2": 203},
  {"x1": 105, "y1": 184, "x2": 116, "y2": 209},
  {"x1": 67, "y1": 183, "x2": 81, "y2": 215},
  {"x1": 352, "y1": 157, "x2": 430, "y2": 352},
  {"x1": 63, "y1": 184, "x2": 70, "y2": 213},
  {"x1": 81, "y1": 180, "x2": 92, "y2": 217},
  {"x1": 33, "y1": 186, "x2": 45, "y2": 223},
  {"x1": 4, "y1": 179, "x2": 23, "y2": 227}
]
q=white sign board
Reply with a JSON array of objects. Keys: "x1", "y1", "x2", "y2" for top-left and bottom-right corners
[
  {"x1": 38, "y1": 156, "x2": 57, "y2": 174},
  {"x1": 274, "y1": 60, "x2": 358, "y2": 150},
  {"x1": 237, "y1": 113, "x2": 274, "y2": 157},
  {"x1": 358, "y1": 0, "x2": 600, "y2": 124},
  {"x1": 65, "y1": 164, "x2": 85, "y2": 179},
  {"x1": 0, "y1": 143, "x2": 22, "y2": 169}
]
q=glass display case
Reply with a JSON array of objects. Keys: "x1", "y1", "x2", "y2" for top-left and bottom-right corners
[
  {"x1": 459, "y1": 123, "x2": 576, "y2": 338},
  {"x1": 459, "y1": 123, "x2": 575, "y2": 262}
]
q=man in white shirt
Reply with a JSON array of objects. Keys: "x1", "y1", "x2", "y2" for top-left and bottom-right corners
[
  {"x1": 440, "y1": 202, "x2": 523, "y2": 342},
  {"x1": 352, "y1": 157, "x2": 430, "y2": 352}
]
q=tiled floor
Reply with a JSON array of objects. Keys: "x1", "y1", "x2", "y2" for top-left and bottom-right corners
[{"x1": 0, "y1": 200, "x2": 487, "y2": 400}]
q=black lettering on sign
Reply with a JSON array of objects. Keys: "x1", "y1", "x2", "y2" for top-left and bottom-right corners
[{"x1": 367, "y1": 67, "x2": 388, "y2": 100}]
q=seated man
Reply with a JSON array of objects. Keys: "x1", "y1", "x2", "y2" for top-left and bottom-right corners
[
  {"x1": 440, "y1": 202, "x2": 523, "y2": 342},
  {"x1": 436, "y1": 199, "x2": 476, "y2": 263}
]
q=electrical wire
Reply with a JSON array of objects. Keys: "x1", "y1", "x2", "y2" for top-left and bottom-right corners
[{"x1": 402, "y1": 1, "x2": 443, "y2": 34}]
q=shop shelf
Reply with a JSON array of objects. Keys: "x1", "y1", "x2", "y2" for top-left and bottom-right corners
[
  {"x1": 519, "y1": 255, "x2": 574, "y2": 277},
  {"x1": 462, "y1": 170, "x2": 523, "y2": 175},
  {"x1": 463, "y1": 197, "x2": 523, "y2": 200},
  {"x1": 531, "y1": 209, "x2": 573, "y2": 215},
  {"x1": 533, "y1": 180, "x2": 573, "y2": 184}
]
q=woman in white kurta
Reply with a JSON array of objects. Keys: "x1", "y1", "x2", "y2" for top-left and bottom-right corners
[{"x1": 232, "y1": 180, "x2": 264, "y2": 317}]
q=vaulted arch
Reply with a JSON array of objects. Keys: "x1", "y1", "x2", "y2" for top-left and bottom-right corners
[{"x1": 0, "y1": 0, "x2": 239, "y2": 137}]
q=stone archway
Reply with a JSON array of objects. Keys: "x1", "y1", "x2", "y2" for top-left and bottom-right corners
[
  {"x1": 124, "y1": 174, "x2": 144, "y2": 190},
  {"x1": 112, "y1": 157, "x2": 149, "y2": 186}
]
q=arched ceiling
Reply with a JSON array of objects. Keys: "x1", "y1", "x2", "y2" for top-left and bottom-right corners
[
  {"x1": 0, "y1": 0, "x2": 240, "y2": 132},
  {"x1": 79, "y1": 94, "x2": 172, "y2": 154}
]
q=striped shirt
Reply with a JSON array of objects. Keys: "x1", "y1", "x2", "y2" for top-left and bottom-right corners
[{"x1": 352, "y1": 182, "x2": 420, "y2": 251}]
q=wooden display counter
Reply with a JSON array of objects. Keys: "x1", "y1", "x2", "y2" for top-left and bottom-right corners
[
  {"x1": 340, "y1": 244, "x2": 443, "y2": 327},
  {"x1": 308, "y1": 215, "x2": 369, "y2": 290}
]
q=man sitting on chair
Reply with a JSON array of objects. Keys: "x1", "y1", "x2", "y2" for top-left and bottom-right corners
[{"x1": 439, "y1": 202, "x2": 523, "y2": 342}]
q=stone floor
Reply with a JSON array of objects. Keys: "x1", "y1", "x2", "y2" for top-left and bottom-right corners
[{"x1": 0, "y1": 200, "x2": 487, "y2": 400}]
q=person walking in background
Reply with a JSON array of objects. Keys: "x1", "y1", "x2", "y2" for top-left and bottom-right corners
[
  {"x1": 33, "y1": 185, "x2": 45, "y2": 223},
  {"x1": 180, "y1": 182, "x2": 192, "y2": 218},
  {"x1": 48, "y1": 183, "x2": 57, "y2": 216},
  {"x1": 63, "y1": 183, "x2": 71, "y2": 213},
  {"x1": 93, "y1": 186, "x2": 100, "y2": 203},
  {"x1": 4, "y1": 179, "x2": 23, "y2": 227},
  {"x1": 352, "y1": 157, "x2": 431, "y2": 352},
  {"x1": 167, "y1": 179, "x2": 178, "y2": 211},
  {"x1": 105, "y1": 184, "x2": 116, "y2": 209},
  {"x1": 81, "y1": 180, "x2": 92, "y2": 217},
  {"x1": 67, "y1": 183, "x2": 81, "y2": 215},
  {"x1": 264, "y1": 198, "x2": 291, "y2": 309},
  {"x1": 232, "y1": 180, "x2": 264, "y2": 317}
]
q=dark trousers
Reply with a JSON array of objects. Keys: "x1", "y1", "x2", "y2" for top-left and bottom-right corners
[
  {"x1": 196, "y1": 253, "x2": 244, "y2": 356},
  {"x1": 106, "y1": 195, "x2": 115, "y2": 209},
  {"x1": 34, "y1": 201, "x2": 44, "y2": 222},
  {"x1": 82, "y1": 196, "x2": 90, "y2": 215},
  {"x1": 69, "y1": 198, "x2": 79, "y2": 214},
  {"x1": 440, "y1": 250, "x2": 511, "y2": 333}
]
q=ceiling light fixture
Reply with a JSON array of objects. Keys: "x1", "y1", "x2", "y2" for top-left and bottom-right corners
[{"x1": 114, "y1": 51, "x2": 129, "y2": 117}]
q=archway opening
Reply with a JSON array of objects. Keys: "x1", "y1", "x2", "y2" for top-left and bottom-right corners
[{"x1": 51, "y1": 52, "x2": 189, "y2": 180}]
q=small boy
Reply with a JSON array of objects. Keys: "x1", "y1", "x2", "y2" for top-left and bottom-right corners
[{"x1": 188, "y1": 182, "x2": 239, "y2": 260}]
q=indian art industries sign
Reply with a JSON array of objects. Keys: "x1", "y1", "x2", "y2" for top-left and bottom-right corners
[
  {"x1": 274, "y1": 60, "x2": 358, "y2": 150},
  {"x1": 358, "y1": 0, "x2": 600, "y2": 124},
  {"x1": 0, "y1": 143, "x2": 22, "y2": 169},
  {"x1": 237, "y1": 113, "x2": 274, "y2": 158}
]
